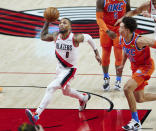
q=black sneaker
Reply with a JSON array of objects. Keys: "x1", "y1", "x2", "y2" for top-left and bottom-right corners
[
  {"x1": 122, "y1": 119, "x2": 141, "y2": 130},
  {"x1": 103, "y1": 77, "x2": 110, "y2": 91}
]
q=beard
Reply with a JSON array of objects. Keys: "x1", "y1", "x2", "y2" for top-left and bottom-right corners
[{"x1": 59, "y1": 29, "x2": 68, "y2": 34}]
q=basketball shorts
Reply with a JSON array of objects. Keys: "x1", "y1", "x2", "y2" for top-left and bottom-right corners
[
  {"x1": 53, "y1": 62, "x2": 77, "y2": 89},
  {"x1": 132, "y1": 59, "x2": 155, "y2": 91},
  {"x1": 99, "y1": 29, "x2": 122, "y2": 48}
]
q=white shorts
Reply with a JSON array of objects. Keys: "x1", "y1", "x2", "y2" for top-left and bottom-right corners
[{"x1": 50, "y1": 62, "x2": 77, "y2": 89}]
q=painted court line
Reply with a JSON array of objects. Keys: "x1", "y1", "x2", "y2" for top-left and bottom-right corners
[{"x1": 0, "y1": 71, "x2": 156, "y2": 78}]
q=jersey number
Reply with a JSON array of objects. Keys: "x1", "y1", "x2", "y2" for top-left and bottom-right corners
[
  {"x1": 66, "y1": 52, "x2": 69, "y2": 58},
  {"x1": 114, "y1": 12, "x2": 118, "y2": 19}
]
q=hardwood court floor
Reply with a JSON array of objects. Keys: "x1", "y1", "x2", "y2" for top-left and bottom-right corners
[{"x1": 0, "y1": 0, "x2": 156, "y2": 130}]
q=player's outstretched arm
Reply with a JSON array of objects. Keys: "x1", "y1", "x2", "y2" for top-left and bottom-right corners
[
  {"x1": 136, "y1": 36, "x2": 156, "y2": 49},
  {"x1": 41, "y1": 21, "x2": 58, "y2": 42},
  {"x1": 114, "y1": 1, "x2": 150, "y2": 26},
  {"x1": 96, "y1": 0, "x2": 108, "y2": 32},
  {"x1": 96, "y1": 0, "x2": 116, "y2": 39},
  {"x1": 74, "y1": 33, "x2": 102, "y2": 65}
]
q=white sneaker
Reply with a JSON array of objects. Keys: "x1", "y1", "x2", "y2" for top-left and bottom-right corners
[
  {"x1": 103, "y1": 77, "x2": 110, "y2": 91},
  {"x1": 122, "y1": 119, "x2": 142, "y2": 130},
  {"x1": 79, "y1": 93, "x2": 91, "y2": 111},
  {"x1": 114, "y1": 80, "x2": 121, "y2": 91}
]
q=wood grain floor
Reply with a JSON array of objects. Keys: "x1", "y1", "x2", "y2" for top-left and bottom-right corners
[{"x1": 0, "y1": 0, "x2": 156, "y2": 130}]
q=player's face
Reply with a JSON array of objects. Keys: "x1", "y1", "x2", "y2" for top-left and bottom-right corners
[
  {"x1": 119, "y1": 22, "x2": 127, "y2": 37},
  {"x1": 59, "y1": 19, "x2": 71, "y2": 33}
]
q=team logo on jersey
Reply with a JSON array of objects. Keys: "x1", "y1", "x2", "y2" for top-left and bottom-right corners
[
  {"x1": 0, "y1": 7, "x2": 154, "y2": 39},
  {"x1": 130, "y1": 44, "x2": 135, "y2": 47}
]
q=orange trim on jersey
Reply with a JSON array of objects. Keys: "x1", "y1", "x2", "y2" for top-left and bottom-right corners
[{"x1": 96, "y1": 12, "x2": 108, "y2": 32}]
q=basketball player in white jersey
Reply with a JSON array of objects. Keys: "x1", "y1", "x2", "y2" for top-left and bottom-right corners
[
  {"x1": 115, "y1": 0, "x2": 156, "y2": 39},
  {"x1": 25, "y1": 18, "x2": 101, "y2": 125}
]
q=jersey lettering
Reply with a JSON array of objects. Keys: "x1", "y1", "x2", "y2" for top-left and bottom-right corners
[
  {"x1": 123, "y1": 46, "x2": 135, "y2": 56},
  {"x1": 56, "y1": 43, "x2": 72, "y2": 51},
  {"x1": 107, "y1": 3, "x2": 124, "y2": 12}
]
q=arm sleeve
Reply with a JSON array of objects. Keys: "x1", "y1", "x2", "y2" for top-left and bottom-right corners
[
  {"x1": 83, "y1": 34, "x2": 97, "y2": 50},
  {"x1": 96, "y1": 12, "x2": 108, "y2": 32}
]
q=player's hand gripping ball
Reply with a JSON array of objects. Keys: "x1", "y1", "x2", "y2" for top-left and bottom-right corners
[{"x1": 44, "y1": 7, "x2": 60, "y2": 22}]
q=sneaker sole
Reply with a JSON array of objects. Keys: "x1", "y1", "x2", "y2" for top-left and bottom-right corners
[
  {"x1": 122, "y1": 126, "x2": 141, "y2": 131},
  {"x1": 79, "y1": 93, "x2": 91, "y2": 111},
  {"x1": 103, "y1": 86, "x2": 110, "y2": 91},
  {"x1": 102, "y1": 82, "x2": 110, "y2": 91},
  {"x1": 87, "y1": 93, "x2": 91, "y2": 101},
  {"x1": 114, "y1": 87, "x2": 121, "y2": 91},
  {"x1": 25, "y1": 109, "x2": 35, "y2": 125},
  {"x1": 122, "y1": 126, "x2": 129, "y2": 130}
]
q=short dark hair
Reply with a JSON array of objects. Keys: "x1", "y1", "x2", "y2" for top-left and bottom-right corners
[
  {"x1": 62, "y1": 18, "x2": 72, "y2": 25},
  {"x1": 122, "y1": 17, "x2": 137, "y2": 33}
]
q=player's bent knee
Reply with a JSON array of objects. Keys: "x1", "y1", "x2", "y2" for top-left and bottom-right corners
[
  {"x1": 123, "y1": 85, "x2": 130, "y2": 93},
  {"x1": 62, "y1": 86, "x2": 70, "y2": 96},
  {"x1": 115, "y1": 59, "x2": 122, "y2": 66},
  {"x1": 124, "y1": 82, "x2": 136, "y2": 93},
  {"x1": 47, "y1": 84, "x2": 59, "y2": 93},
  {"x1": 46, "y1": 86, "x2": 55, "y2": 93},
  {"x1": 135, "y1": 97, "x2": 144, "y2": 103},
  {"x1": 62, "y1": 89, "x2": 68, "y2": 95}
]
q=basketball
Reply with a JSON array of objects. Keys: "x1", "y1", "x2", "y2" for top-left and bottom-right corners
[
  {"x1": 0, "y1": 87, "x2": 2, "y2": 92},
  {"x1": 44, "y1": 7, "x2": 60, "y2": 22}
]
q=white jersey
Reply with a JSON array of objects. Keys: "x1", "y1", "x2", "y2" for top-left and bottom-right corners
[{"x1": 55, "y1": 32, "x2": 78, "y2": 68}]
